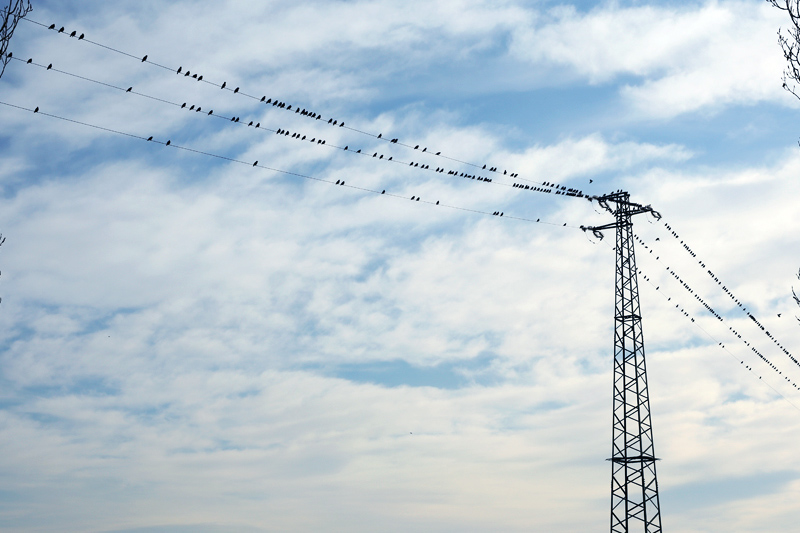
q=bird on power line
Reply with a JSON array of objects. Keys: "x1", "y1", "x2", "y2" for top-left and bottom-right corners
[
  {"x1": 48, "y1": 24, "x2": 55, "y2": 29},
  {"x1": 221, "y1": 82, "x2": 226, "y2": 89},
  {"x1": 70, "y1": 31, "x2": 76, "y2": 37},
  {"x1": 127, "y1": 87, "x2": 132, "y2": 92},
  {"x1": 141, "y1": 55, "x2": 147, "y2": 62},
  {"x1": 58, "y1": 27, "x2": 64, "y2": 33},
  {"x1": 47, "y1": 64, "x2": 52, "y2": 70},
  {"x1": 147, "y1": 136, "x2": 153, "y2": 141}
]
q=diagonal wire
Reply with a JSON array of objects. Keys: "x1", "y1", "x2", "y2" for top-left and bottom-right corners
[{"x1": 0, "y1": 99, "x2": 585, "y2": 229}]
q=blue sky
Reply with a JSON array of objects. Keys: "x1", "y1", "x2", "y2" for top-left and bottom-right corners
[{"x1": 1, "y1": 0, "x2": 800, "y2": 531}]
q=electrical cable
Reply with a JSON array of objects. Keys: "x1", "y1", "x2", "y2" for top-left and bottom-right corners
[
  {"x1": 19, "y1": 16, "x2": 592, "y2": 198},
  {"x1": 597, "y1": 238, "x2": 800, "y2": 411},
  {"x1": 3, "y1": 51, "x2": 596, "y2": 203},
  {"x1": 0, "y1": 99, "x2": 583, "y2": 229}
]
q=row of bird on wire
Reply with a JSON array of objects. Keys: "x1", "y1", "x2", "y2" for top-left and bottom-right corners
[
  {"x1": 4, "y1": 51, "x2": 598, "y2": 208},
  {"x1": 635, "y1": 233, "x2": 799, "y2": 390},
  {"x1": 3, "y1": 97, "x2": 590, "y2": 231},
  {"x1": 659, "y1": 221, "x2": 798, "y2": 369},
  {"x1": 637, "y1": 252, "x2": 799, "y2": 390},
  {"x1": 11, "y1": 47, "x2": 602, "y2": 210},
  {"x1": 23, "y1": 17, "x2": 594, "y2": 202}
]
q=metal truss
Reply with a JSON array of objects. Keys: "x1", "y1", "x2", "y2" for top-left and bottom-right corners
[{"x1": 585, "y1": 191, "x2": 663, "y2": 533}]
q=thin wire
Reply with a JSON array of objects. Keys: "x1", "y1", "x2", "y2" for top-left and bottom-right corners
[
  {"x1": 639, "y1": 221, "x2": 800, "y2": 374},
  {"x1": 633, "y1": 233, "x2": 799, "y2": 389},
  {"x1": 0, "y1": 99, "x2": 582, "y2": 229},
  {"x1": 599, "y1": 238, "x2": 800, "y2": 411},
  {"x1": 5, "y1": 52, "x2": 595, "y2": 204},
  {"x1": 19, "y1": 16, "x2": 591, "y2": 197}
]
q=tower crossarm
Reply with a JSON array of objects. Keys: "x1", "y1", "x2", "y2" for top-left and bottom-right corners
[{"x1": 582, "y1": 193, "x2": 661, "y2": 242}]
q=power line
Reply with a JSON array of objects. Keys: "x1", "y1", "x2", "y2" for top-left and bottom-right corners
[
  {"x1": 599, "y1": 238, "x2": 800, "y2": 409},
  {"x1": 18, "y1": 16, "x2": 591, "y2": 198},
  {"x1": 643, "y1": 220, "x2": 800, "y2": 375},
  {"x1": 3, "y1": 51, "x2": 595, "y2": 204},
  {"x1": 0, "y1": 99, "x2": 584, "y2": 229},
  {"x1": 631, "y1": 233, "x2": 800, "y2": 390}
]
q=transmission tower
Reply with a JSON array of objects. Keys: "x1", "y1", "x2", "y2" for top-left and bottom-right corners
[{"x1": 585, "y1": 191, "x2": 663, "y2": 533}]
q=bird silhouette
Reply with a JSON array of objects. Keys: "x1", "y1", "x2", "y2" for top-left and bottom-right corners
[
  {"x1": 141, "y1": 55, "x2": 147, "y2": 62},
  {"x1": 378, "y1": 133, "x2": 382, "y2": 138},
  {"x1": 34, "y1": 107, "x2": 39, "y2": 113},
  {"x1": 177, "y1": 66, "x2": 182, "y2": 74},
  {"x1": 126, "y1": 87, "x2": 132, "y2": 92},
  {"x1": 26, "y1": 58, "x2": 31, "y2": 63},
  {"x1": 234, "y1": 87, "x2": 239, "y2": 93},
  {"x1": 414, "y1": 145, "x2": 419, "y2": 149},
  {"x1": 166, "y1": 140, "x2": 171, "y2": 146},
  {"x1": 197, "y1": 75, "x2": 203, "y2": 81},
  {"x1": 181, "y1": 103, "x2": 186, "y2": 108},
  {"x1": 147, "y1": 136, "x2": 153, "y2": 141},
  {"x1": 48, "y1": 24, "x2": 55, "y2": 29},
  {"x1": 208, "y1": 110, "x2": 213, "y2": 116},
  {"x1": 47, "y1": 64, "x2": 52, "y2": 70},
  {"x1": 381, "y1": 190, "x2": 385, "y2": 194},
  {"x1": 58, "y1": 27, "x2": 64, "y2": 33},
  {"x1": 221, "y1": 82, "x2": 226, "y2": 89},
  {"x1": 70, "y1": 31, "x2": 76, "y2": 37},
  {"x1": 344, "y1": 146, "x2": 348, "y2": 150},
  {"x1": 253, "y1": 161, "x2": 258, "y2": 166},
  {"x1": 79, "y1": 33, "x2": 85, "y2": 40}
]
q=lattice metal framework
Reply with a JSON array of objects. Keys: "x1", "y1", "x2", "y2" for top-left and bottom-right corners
[{"x1": 585, "y1": 191, "x2": 663, "y2": 533}]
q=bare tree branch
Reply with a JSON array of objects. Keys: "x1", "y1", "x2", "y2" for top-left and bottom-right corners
[
  {"x1": 0, "y1": 0, "x2": 33, "y2": 80},
  {"x1": 767, "y1": 1, "x2": 800, "y2": 101}
]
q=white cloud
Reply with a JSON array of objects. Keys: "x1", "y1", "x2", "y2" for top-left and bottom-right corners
[
  {"x1": 1, "y1": 1, "x2": 800, "y2": 532},
  {"x1": 511, "y1": 1, "x2": 795, "y2": 118}
]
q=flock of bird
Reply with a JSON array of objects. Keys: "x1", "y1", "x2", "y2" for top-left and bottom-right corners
[
  {"x1": 634, "y1": 230, "x2": 799, "y2": 391},
  {"x1": 10, "y1": 16, "x2": 800, "y2": 395},
  {"x1": 660, "y1": 222, "x2": 799, "y2": 372},
  {"x1": 19, "y1": 17, "x2": 592, "y2": 207}
]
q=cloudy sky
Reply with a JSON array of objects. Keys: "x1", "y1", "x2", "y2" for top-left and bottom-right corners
[{"x1": 1, "y1": 0, "x2": 800, "y2": 531}]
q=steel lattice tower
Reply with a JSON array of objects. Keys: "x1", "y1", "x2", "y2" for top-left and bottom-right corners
[{"x1": 586, "y1": 191, "x2": 663, "y2": 533}]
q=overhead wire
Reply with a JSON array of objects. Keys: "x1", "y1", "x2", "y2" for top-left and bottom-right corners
[
  {"x1": 595, "y1": 238, "x2": 800, "y2": 410},
  {"x1": 3, "y1": 51, "x2": 596, "y2": 205},
  {"x1": 633, "y1": 235, "x2": 800, "y2": 390},
  {"x1": 19, "y1": 16, "x2": 593, "y2": 198},
  {"x1": 638, "y1": 219, "x2": 800, "y2": 375},
  {"x1": 0, "y1": 99, "x2": 585, "y2": 229}
]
